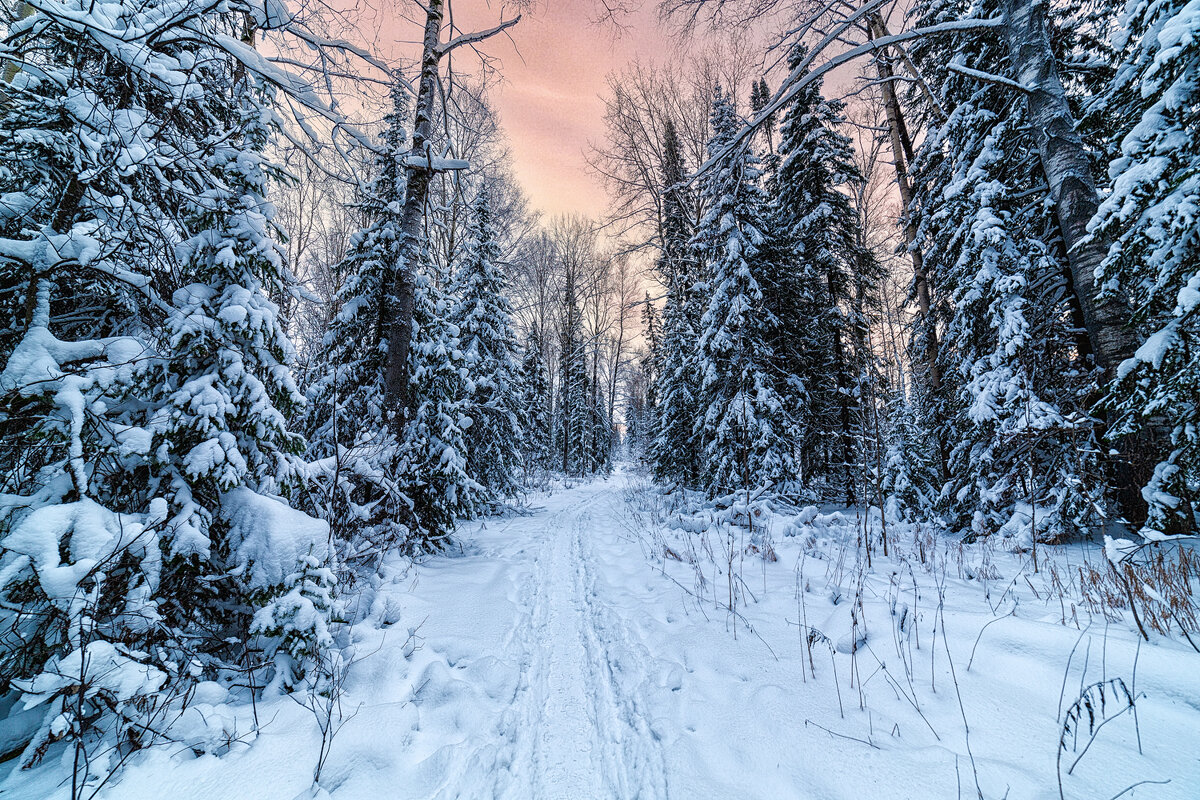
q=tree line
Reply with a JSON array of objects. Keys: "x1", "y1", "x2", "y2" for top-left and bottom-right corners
[{"x1": 611, "y1": 0, "x2": 1199, "y2": 548}]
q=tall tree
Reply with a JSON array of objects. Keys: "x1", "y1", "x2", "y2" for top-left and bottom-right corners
[
  {"x1": 303, "y1": 76, "x2": 409, "y2": 548},
  {"x1": 1092, "y1": 0, "x2": 1200, "y2": 537},
  {"x1": 558, "y1": 267, "x2": 589, "y2": 475},
  {"x1": 517, "y1": 325, "x2": 554, "y2": 479},
  {"x1": 382, "y1": 1, "x2": 518, "y2": 428},
  {"x1": 1000, "y1": 0, "x2": 1141, "y2": 376},
  {"x1": 907, "y1": 0, "x2": 1103, "y2": 542},
  {"x1": 769, "y1": 44, "x2": 879, "y2": 499},
  {"x1": 693, "y1": 87, "x2": 793, "y2": 493},
  {"x1": 650, "y1": 119, "x2": 703, "y2": 486},
  {"x1": 449, "y1": 190, "x2": 523, "y2": 504}
]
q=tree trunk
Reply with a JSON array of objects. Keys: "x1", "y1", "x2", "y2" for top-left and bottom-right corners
[
  {"x1": 868, "y1": 15, "x2": 950, "y2": 482},
  {"x1": 868, "y1": 14, "x2": 940, "y2": 395},
  {"x1": 1001, "y1": 0, "x2": 1152, "y2": 523},
  {"x1": 384, "y1": 0, "x2": 444, "y2": 431},
  {"x1": 999, "y1": 0, "x2": 1139, "y2": 374}
]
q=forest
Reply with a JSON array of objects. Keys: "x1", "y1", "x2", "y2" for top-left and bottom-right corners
[{"x1": 0, "y1": 0, "x2": 1198, "y2": 797}]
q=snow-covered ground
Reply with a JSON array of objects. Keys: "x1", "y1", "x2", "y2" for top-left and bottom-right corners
[{"x1": 7, "y1": 470, "x2": 1199, "y2": 799}]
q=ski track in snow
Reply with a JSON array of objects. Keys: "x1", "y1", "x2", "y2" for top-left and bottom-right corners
[{"x1": 498, "y1": 486, "x2": 667, "y2": 799}]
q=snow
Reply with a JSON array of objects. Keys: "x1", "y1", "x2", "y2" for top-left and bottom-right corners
[
  {"x1": 6, "y1": 473, "x2": 1197, "y2": 799},
  {"x1": 2, "y1": 499, "x2": 153, "y2": 604},
  {"x1": 16, "y1": 641, "x2": 167, "y2": 710},
  {"x1": 223, "y1": 487, "x2": 330, "y2": 589},
  {"x1": 402, "y1": 155, "x2": 471, "y2": 171}
]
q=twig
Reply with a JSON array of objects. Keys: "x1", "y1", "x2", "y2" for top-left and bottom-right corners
[
  {"x1": 1107, "y1": 779, "x2": 1171, "y2": 799},
  {"x1": 967, "y1": 607, "x2": 1016, "y2": 671},
  {"x1": 804, "y1": 718, "x2": 879, "y2": 749}
]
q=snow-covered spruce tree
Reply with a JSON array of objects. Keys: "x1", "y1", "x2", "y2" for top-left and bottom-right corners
[
  {"x1": 584, "y1": 375, "x2": 614, "y2": 475},
  {"x1": 768, "y1": 44, "x2": 879, "y2": 500},
  {"x1": 558, "y1": 270, "x2": 589, "y2": 475},
  {"x1": 881, "y1": 390, "x2": 942, "y2": 522},
  {"x1": 693, "y1": 87, "x2": 794, "y2": 494},
  {"x1": 516, "y1": 326, "x2": 554, "y2": 480},
  {"x1": 302, "y1": 75, "x2": 409, "y2": 551},
  {"x1": 0, "y1": 8, "x2": 155, "y2": 768},
  {"x1": 633, "y1": 296, "x2": 661, "y2": 460},
  {"x1": 650, "y1": 118, "x2": 703, "y2": 487},
  {"x1": 144, "y1": 46, "x2": 334, "y2": 693},
  {"x1": 448, "y1": 190, "x2": 523, "y2": 504},
  {"x1": 1091, "y1": 0, "x2": 1200, "y2": 537},
  {"x1": 0, "y1": 1, "x2": 332, "y2": 770},
  {"x1": 906, "y1": 0, "x2": 1103, "y2": 543},
  {"x1": 396, "y1": 264, "x2": 479, "y2": 548}
]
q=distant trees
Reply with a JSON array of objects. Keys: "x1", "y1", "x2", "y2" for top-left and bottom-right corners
[{"x1": 618, "y1": 55, "x2": 878, "y2": 499}]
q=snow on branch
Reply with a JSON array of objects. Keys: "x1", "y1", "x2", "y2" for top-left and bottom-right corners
[
  {"x1": 948, "y1": 62, "x2": 1031, "y2": 93},
  {"x1": 403, "y1": 155, "x2": 471, "y2": 171},
  {"x1": 435, "y1": 16, "x2": 522, "y2": 57},
  {"x1": 693, "y1": 15, "x2": 1007, "y2": 180}
]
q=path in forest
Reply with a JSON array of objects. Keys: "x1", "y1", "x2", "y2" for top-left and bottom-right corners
[{"x1": 494, "y1": 480, "x2": 668, "y2": 799}]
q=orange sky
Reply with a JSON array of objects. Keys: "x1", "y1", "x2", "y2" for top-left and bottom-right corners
[{"x1": 440, "y1": 1, "x2": 674, "y2": 219}]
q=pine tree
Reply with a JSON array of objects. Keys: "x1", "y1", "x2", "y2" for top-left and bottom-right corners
[
  {"x1": 303, "y1": 76, "x2": 409, "y2": 549},
  {"x1": 449, "y1": 190, "x2": 523, "y2": 504},
  {"x1": 1093, "y1": 0, "x2": 1200, "y2": 537},
  {"x1": 650, "y1": 118, "x2": 703, "y2": 486},
  {"x1": 147, "y1": 80, "x2": 319, "y2": 674},
  {"x1": 398, "y1": 267, "x2": 478, "y2": 548},
  {"x1": 881, "y1": 390, "x2": 941, "y2": 522},
  {"x1": 636, "y1": 296, "x2": 662, "y2": 459},
  {"x1": 558, "y1": 270, "x2": 589, "y2": 475},
  {"x1": 750, "y1": 76, "x2": 777, "y2": 156},
  {"x1": 0, "y1": 4, "x2": 332, "y2": 764},
  {"x1": 517, "y1": 326, "x2": 553, "y2": 479},
  {"x1": 769, "y1": 44, "x2": 879, "y2": 499},
  {"x1": 585, "y1": 373, "x2": 614, "y2": 474},
  {"x1": 693, "y1": 87, "x2": 793, "y2": 494}
]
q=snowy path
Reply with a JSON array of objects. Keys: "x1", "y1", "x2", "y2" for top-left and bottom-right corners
[
  {"x1": 332, "y1": 476, "x2": 675, "y2": 800},
  {"x1": 55, "y1": 472, "x2": 1200, "y2": 800},
  {"x1": 506, "y1": 487, "x2": 666, "y2": 799}
]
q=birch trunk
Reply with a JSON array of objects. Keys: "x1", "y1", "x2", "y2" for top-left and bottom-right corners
[
  {"x1": 1000, "y1": 0, "x2": 1139, "y2": 373},
  {"x1": 1002, "y1": 0, "x2": 1154, "y2": 521},
  {"x1": 868, "y1": 16, "x2": 942, "y2": 397}
]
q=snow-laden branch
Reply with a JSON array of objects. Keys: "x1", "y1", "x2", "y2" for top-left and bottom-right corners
[
  {"x1": 435, "y1": 15, "x2": 522, "y2": 57},
  {"x1": 693, "y1": 16, "x2": 1007, "y2": 180},
  {"x1": 403, "y1": 155, "x2": 470, "y2": 171},
  {"x1": 948, "y1": 62, "x2": 1031, "y2": 93},
  {"x1": 213, "y1": 33, "x2": 375, "y2": 151}
]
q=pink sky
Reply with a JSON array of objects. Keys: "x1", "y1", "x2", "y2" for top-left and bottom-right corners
[
  {"x1": 446, "y1": 1, "x2": 673, "y2": 218},
  {"x1": 364, "y1": 2, "x2": 868, "y2": 220}
]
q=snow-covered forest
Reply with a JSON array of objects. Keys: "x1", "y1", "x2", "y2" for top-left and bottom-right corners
[{"x1": 1, "y1": 0, "x2": 1198, "y2": 797}]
